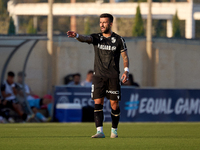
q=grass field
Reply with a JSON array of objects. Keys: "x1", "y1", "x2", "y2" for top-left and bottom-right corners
[{"x1": 0, "y1": 122, "x2": 200, "y2": 150}]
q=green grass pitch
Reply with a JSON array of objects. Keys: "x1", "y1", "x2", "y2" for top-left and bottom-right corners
[{"x1": 0, "y1": 122, "x2": 200, "y2": 150}]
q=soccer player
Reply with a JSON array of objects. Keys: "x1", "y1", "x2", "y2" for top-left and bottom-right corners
[{"x1": 67, "y1": 13, "x2": 129, "y2": 138}]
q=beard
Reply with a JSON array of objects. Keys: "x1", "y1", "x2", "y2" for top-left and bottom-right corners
[{"x1": 101, "y1": 26, "x2": 110, "y2": 34}]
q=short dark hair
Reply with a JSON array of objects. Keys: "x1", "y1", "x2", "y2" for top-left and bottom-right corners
[
  {"x1": 73, "y1": 73, "x2": 81, "y2": 78},
  {"x1": 87, "y1": 70, "x2": 93, "y2": 74},
  {"x1": 100, "y1": 13, "x2": 113, "y2": 23},
  {"x1": 7, "y1": 71, "x2": 15, "y2": 77}
]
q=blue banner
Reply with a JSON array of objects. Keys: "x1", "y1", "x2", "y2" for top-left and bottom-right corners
[{"x1": 54, "y1": 86, "x2": 200, "y2": 122}]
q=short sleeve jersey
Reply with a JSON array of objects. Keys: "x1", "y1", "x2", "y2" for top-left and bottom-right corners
[
  {"x1": 90, "y1": 32, "x2": 127, "y2": 78},
  {"x1": 1, "y1": 81, "x2": 17, "y2": 100}
]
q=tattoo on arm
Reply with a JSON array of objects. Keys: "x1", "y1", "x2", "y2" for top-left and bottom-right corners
[
  {"x1": 76, "y1": 35, "x2": 93, "y2": 43},
  {"x1": 121, "y1": 51, "x2": 129, "y2": 68}
]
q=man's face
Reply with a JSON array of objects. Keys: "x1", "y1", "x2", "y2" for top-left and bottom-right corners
[
  {"x1": 74, "y1": 76, "x2": 80, "y2": 85},
  {"x1": 7, "y1": 76, "x2": 14, "y2": 84},
  {"x1": 100, "y1": 17, "x2": 112, "y2": 34},
  {"x1": 18, "y1": 76, "x2": 23, "y2": 83},
  {"x1": 87, "y1": 73, "x2": 93, "y2": 82}
]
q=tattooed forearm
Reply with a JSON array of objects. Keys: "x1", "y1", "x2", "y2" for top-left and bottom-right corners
[
  {"x1": 121, "y1": 51, "x2": 129, "y2": 68},
  {"x1": 67, "y1": 31, "x2": 93, "y2": 43},
  {"x1": 76, "y1": 35, "x2": 93, "y2": 43},
  {"x1": 123, "y1": 56, "x2": 129, "y2": 68}
]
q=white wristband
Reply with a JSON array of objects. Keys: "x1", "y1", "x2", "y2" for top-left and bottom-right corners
[
  {"x1": 75, "y1": 33, "x2": 79, "y2": 39},
  {"x1": 124, "y1": 67, "x2": 129, "y2": 72}
]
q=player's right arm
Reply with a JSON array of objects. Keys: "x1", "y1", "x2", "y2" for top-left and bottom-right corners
[{"x1": 67, "y1": 31, "x2": 93, "y2": 44}]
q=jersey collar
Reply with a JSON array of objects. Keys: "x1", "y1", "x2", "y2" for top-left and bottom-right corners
[{"x1": 101, "y1": 32, "x2": 114, "y2": 38}]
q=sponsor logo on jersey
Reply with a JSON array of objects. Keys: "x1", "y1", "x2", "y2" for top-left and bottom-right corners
[
  {"x1": 100, "y1": 36, "x2": 103, "y2": 41},
  {"x1": 106, "y1": 90, "x2": 119, "y2": 94},
  {"x1": 111, "y1": 37, "x2": 116, "y2": 43},
  {"x1": 98, "y1": 44, "x2": 116, "y2": 51}
]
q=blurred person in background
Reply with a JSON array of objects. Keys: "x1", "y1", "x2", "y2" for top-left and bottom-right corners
[
  {"x1": 67, "y1": 73, "x2": 81, "y2": 86},
  {"x1": 122, "y1": 73, "x2": 139, "y2": 87},
  {"x1": 16, "y1": 71, "x2": 39, "y2": 100},
  {"x1": 0, "y1": 95, "x2": 14, "y2": 123},
  {"x1": 16, "y1": 71, "x2": 52, "y2": 122},
  {"x1": 27, "y1": 95, "x2": 53, "y2": 122},
  {"x1": 1, "y1": 71, "x2": 28, "y2": 122},
  {"x1": 81, "y1": 70, "x2": 94, "y2": 87}
]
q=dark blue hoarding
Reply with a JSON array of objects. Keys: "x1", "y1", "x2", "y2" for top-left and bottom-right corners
[{"x1": 54, "y1": 86, "x2": 200, "y2": 122}]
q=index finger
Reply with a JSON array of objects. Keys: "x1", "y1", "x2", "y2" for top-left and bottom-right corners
[
  {"x1": 123, "y1": 75, "x2": 128, "y2": 83},
  {"x1": 121, "y1": 74, "x2": 124, "y2": 79},
  {"x1": 122, "y1": 76, "x2": 126, "y2": 83}
]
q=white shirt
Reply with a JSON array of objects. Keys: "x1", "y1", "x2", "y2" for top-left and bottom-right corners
[{"x1": 3, "y1": 80, "x2": 16, "y2": 101}]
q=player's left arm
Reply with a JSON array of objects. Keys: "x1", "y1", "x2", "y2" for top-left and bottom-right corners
[{"x1": 121, "y1": 51, "x2": 129, "y2": 83}]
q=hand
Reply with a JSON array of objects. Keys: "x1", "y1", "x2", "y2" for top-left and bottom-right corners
[
  {"x1": 121, "y1": 71, "x2": 129, "y2": 83},
  {"x1": 67, "y1": 31, "x2": 77, "y2": 38}
]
